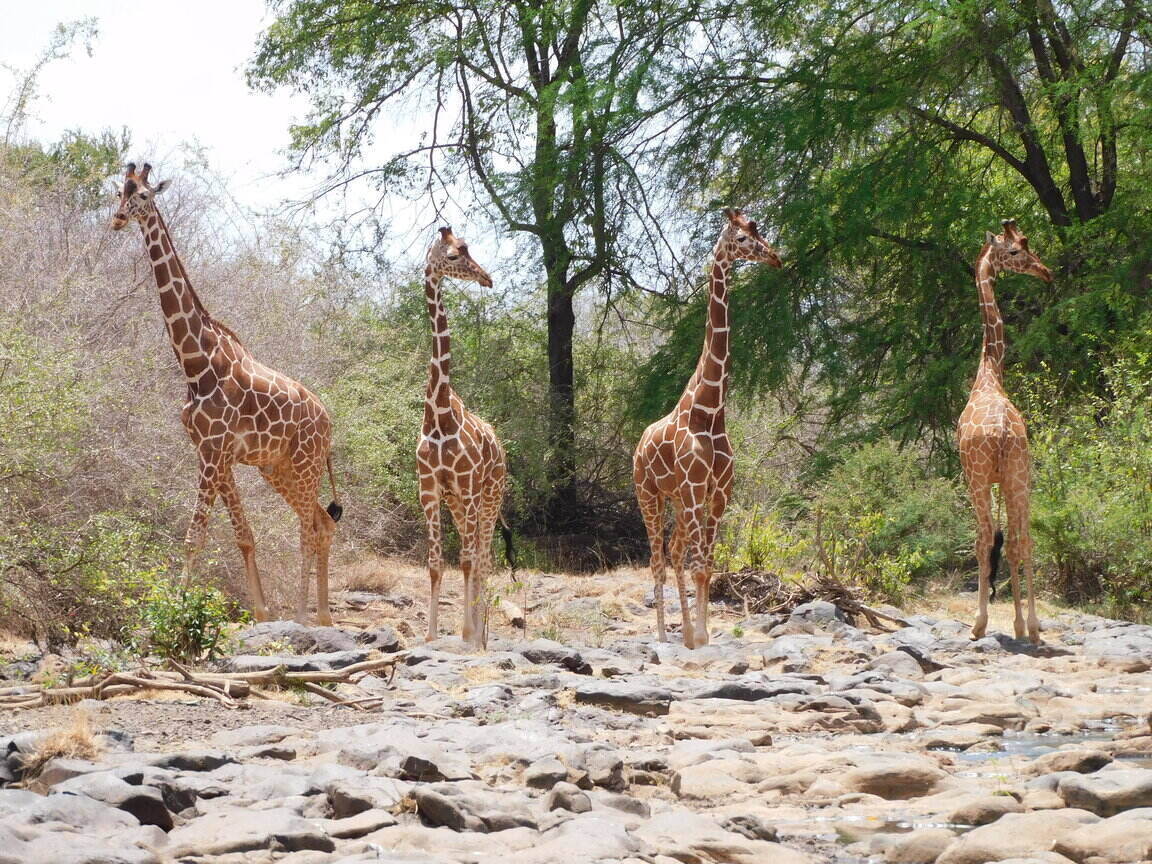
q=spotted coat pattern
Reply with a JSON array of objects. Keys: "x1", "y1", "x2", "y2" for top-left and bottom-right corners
[
  {"x1": 113, "y1": 163, "x2": 340, "y2": 624},
  {"x1": 416, "y1": 228, "x2": 507, "y2": 649},
  {"x1": 958, "y1": 219, "x2": 1052, "y2": 645},
  {"x1": 633, "y1": 209, "x2": 782, "y2": 648}
]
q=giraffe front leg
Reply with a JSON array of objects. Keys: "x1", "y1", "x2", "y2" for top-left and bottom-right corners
[
  {"x1": 968, "y1": 485, "x2": 995, "y2": 641},
  {"x1": 217, "y1": 465, "x2": 269, "y2": 623},
  {"x1": 182, "y1": 463, "x2": 219, "y2": 586},
  {"x1": 421, "y1": 492, "x2": 444, "y2": 643},
  {"x1": 671, "y1": 507, "x2": 696, "y2": 649}
]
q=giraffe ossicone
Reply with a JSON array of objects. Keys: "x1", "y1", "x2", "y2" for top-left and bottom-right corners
[
  {"x1": 958, "y1": 218, "x2": 1052, "y2": 646},
  {"x1": 112, "y1": 162, "x2": 343, "y2": 625},
  {"x1": 633, "y1": 208, "x2": 782, "y2": 649},
  {"x1": 417, "y1": 226, "x2": 507, "y2": 649}
]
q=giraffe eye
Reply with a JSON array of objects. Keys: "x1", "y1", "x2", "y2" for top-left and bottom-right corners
[{"x1": 1009, "y1": 248, "x2": 1019, "y2": 255}]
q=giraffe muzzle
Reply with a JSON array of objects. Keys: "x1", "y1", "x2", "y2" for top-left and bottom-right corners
[{"x1": 111, "y1": 214, "x2": 129, "y2": 231}]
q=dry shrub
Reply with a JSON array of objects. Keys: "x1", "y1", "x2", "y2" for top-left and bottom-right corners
[
  {"x1": 338, "y1": 557, "x2": 402, "y2": 594},
  {"x1": 19, "y1": 710, "x2": 101, "y2": 788}
]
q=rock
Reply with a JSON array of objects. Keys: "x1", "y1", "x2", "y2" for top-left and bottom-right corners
[
  {"x1": 572, "y1": 681, "x2": 674, "y2": 715},
  {"x1": 518, "y1": 639, "x2": 592, "y2": 675},
  {"x1": 583, "y1": 748, "x2": 625, "y2": 791},
  {"x1": 414, "y1": 783, "x2": 538, "y2": 833},
  {"x1": 724, "y1": 813, "x2": 778, "y2": 842},
  {"x1": 222, "y1": 650, "x2": 370, "y2": 673},
  {"x1": 166, "y1": 805, "x2": 335, "y2": 857},
  {"x1": 210, "y1": 725, "x2": 298, "y2": 749},
  {"x1": 356, "y1": 626, "x2": 403, "y2": 653},
  {"x1": 936, "y1": 809, "x2": 1100, "y2": 864},
  {"x1": 636, "y1": 810, "x2": 815, "y2": 864},
  {"x1": 841, "y1": 756, "x2": 951, "y2": 799},
  {"x1": 790, "y1": 600, "x2": 845, "y2": 625},
  {"x1": 672, "y1": 763, "x2": 749, "y2": 799},
  {"x1": 52, "y1": 773, "x2": 173, "y2": 830},
  {"x1": 16, "y1": 831, "x2": 161, "y2": 864},
  {"x1": 321, "y1": 808, "x2": 399, "y2": 839},
  {"x1": 886, "y1": 828, "x2": 956, "y2": 863},
  {"x1": 31, "y1": 757, "x2": 107, "y2": 788},
  {"x1": 148, "y1": 750, "x2": 235, "y2": 772},
  {"x1": 1058, "y1": 767, "x2": 1152, "y2": 816},
  {"x1": 546, "y1": 782, "x2": 592, "y2": 813},
  {"x1": 326, "y1": 777, "x2": 410, "y2": 817},
  {"x1": 946, "y1": 793, "x2": 1024, "y2": 826},
  {"x1": 1031, "y1": 749, "x2": 1113, "y2": 775},
  {"x1": 1051, "y1": 808, "x2": 1152, "y2": 863},
  {"x1": 523, "y1": 757, "x2": 568, "y2": 789},
  {"x1": 867, "y1": 651, "x2": 927, "y2": 680},
  {"x1": 599, "y1": 793, "x2": 650, "y2": 817}
]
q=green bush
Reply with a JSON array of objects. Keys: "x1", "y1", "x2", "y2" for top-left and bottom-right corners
[
  {"x1": 812, "y1": 440, "x2": 971, "y2": 600},
  {"x1": 134, "y1": 580, "x2": 244, "y2": 663},
  {"x1": 717, "y1": 439, "x2": 970, "y2": 604},
  {"x1": 0, "y1": 514, "x2": 172, "y2": 649},
  {"x1": 1026, "y1": 351, "x2": 1152, "y2": 616}
]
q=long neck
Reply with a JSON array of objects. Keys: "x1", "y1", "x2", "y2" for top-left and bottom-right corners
[
  {"x1": 424, "y1": 268, "x2": 455, "y2": 425},
  {"x1": 682, "y1": 246, "x2": 732, "y2": 413},
  {"x1": 974, "y1": 247, "x2": 1005, "y2": 389},
  {"x1": 141, "y1": 210, "x2": 218, "y2": 383}
]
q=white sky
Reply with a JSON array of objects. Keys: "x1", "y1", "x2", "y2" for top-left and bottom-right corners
[{"x1": 0, "y1": 0, "x2": 321, "y2": 211}]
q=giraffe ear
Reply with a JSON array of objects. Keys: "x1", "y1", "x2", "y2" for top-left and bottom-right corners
[
  {"x1": 152, "y1": 179, "x2": 170, "y2": 194},
  {"x1": 985, "y1": 231, "x2": 998, "y2": 245}
]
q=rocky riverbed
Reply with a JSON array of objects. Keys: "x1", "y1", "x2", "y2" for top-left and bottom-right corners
[{"x1": 2, "y1": 582, "x2": 1151, "y2": 864}]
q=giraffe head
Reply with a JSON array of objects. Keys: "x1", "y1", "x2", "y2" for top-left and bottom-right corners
[
  {"x1": 718, "y1": 208, "x2": 782, "y2": 268},
  {"x1": 983, "y1": 219, "x2": 1052, "y2": 282},
  {"x1": 111, "y1": 162, "x2": 169, "y2": 231},
  {"x1": 427, "y1": 227, "x2": 493, "y2": 287}
]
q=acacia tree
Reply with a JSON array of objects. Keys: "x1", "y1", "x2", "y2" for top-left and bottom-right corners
[
  {"x1": 653, "y1": 0, "x2": 1152, "y2": 456},
  {"x1": 249, "y1": 0, "x2": 705, "y2": 531}
]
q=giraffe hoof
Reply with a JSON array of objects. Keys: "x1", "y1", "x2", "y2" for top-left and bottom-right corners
[{"x1": 316, "y1": 614, "x2": 334, "y2": 628}]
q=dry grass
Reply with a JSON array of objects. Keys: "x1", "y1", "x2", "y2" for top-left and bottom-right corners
[
  {"x1": 911, "y1": 584, "x2": 1070, "y2": 631},
  {"x1": 19, "y1": 709, "x2": 101, "y2": 787},
  {"x1": 336, "y1": 556, "x2": 404, "y2": 594}
]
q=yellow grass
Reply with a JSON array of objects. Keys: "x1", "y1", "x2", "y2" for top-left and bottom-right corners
[{"x1": 20, "y1": 709, "x2": 101, "y2": 787}]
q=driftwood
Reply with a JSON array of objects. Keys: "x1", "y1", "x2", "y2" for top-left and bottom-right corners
[
  {"x1": 711, "y1": 568, "x2": 911, "y2": 631},
  {"x1": 0, "y1": 651, "x2": 409, "y2": 711}
]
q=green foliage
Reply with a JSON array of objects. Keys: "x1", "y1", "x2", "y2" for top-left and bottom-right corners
[
  {"x1": 659, "y1": 0, "x2": 1152, "y2": 456},
  {"x1": 134, "y1": 581, "x2": 244, "y2": 663},
  {"x1": 0, "y1": 514, "x2": 171, "y2": 649},
  {"x1": 1025, "y1": 347, "x2": 1152, "y2": 616},
  {"x1": 813, "y1": 440, "x2": 971, "y2": 593},
  {"x1": 0, "y1": 321, "x2": 89, "y2": 483},
  {"x1": 716, "y1": 440, "x2": 970, "y2": 604}
]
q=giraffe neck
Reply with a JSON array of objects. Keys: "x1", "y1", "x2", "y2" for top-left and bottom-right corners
[
  {"x1": 140, "y1": 210, "x2": 221, "y2": 384},
  {"x1": 423, "y1": 269, "x2": 456, "y2": 429},
  {"x1": 681, "y1": 245, "x2": 732, "y2": 418},
  {"x1": 974, "y1": 246, "x2": 1005, "y2": 390}
]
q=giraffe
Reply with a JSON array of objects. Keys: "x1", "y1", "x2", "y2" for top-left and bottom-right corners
[
  {"x1": 112, "y1": 162, "x2": 343, "y2": 625},
  {"x1": 958, "y1": 218, "x2": 1051, "y2": 645},
  {"x1": 633, "y1": 208, "x2": 782, "y2": 648},
  {"x1": 417, "y1": 227, "x2": 507, "y2": 649}
]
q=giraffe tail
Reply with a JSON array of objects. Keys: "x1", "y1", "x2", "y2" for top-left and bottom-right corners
[
  {"x1": 325, "y1": 454, "x2": 344, "y2": 523},
  {"x1": 499, "y1": 515, "x2": 517, "y2": 581},
  {"x1": 988, "y1": 529, "x2": 1004, "y2": 600}
]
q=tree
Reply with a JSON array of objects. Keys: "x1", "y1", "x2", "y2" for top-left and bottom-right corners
[
  {"x1": 656, "y1": 0, "x2": 1152, "y2": 459},
  {"x1": 249, "y1": 0, "x2": 705, "y2": 531}
]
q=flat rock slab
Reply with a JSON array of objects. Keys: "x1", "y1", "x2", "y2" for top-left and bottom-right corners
[
  {"x1": 1058, "y1": 767, "x2": 1152, "y2": 815},
  {"x1": 936, "y1": 809, "x2": 1101, "y2": 864},
  {"x1": 222, "y1": 650, "x2": 371, "y2": 672},
  {"x1": 572, "y1": 681, "x2": 674, "y2": 715}
]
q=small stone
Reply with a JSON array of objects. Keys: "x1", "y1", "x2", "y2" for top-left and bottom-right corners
[
  {"x1": 547, "y1": 781, "x2": 592, "y2": 813},
  {"x1": 524, "y1": 757, "x2": 568, "y2": 790}
]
